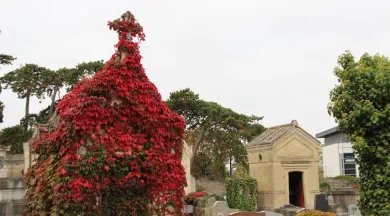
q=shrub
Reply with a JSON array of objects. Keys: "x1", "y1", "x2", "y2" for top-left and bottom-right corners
[
  {"x1": 212, "y1": 194, "x2": 225, "y2": 201},
  {"x1": 184, "y1": 192, "x2": 208, "y2": 205},
  {"x1": 195, "y1": 184, "x2": 206, "y2": 192},
  {"x1": 296, "y1": 210, "x2": 336, "y2": 216},
  {"x1": 328, "y1": 51, "x2": 390, "y2": 215},
  {"x1": 333, "y1": 175, "x2": 360, "y2": 185},
  {"x1": 201, "y1": 193, "x2": 225, "y2": 202},
  {"x1": 319, "y1": 182, "x2": 330, "y2": 194},
  {"x1": 225, "y1": 166, "x2": 257, "y2": 211}
]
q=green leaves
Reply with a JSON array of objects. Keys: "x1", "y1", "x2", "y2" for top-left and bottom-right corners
[
  {"x1": 62, "y1": 60, "x2": 104, "y2": 91},
  {"x1": 0, "y1": 31, "x2": 16, "y2": 68},
  {"x1": 225, "y1": 169, "x2": 257, "y2": 211},
  {"x1": 0, "y1": 125, "x2": 32, "y2": 154},
  {"x1": 167, "y1": 88, "x2": 265, "y2": 178},
  {"x1": 166, "y1": 88, "x2": 263, "y2": 133},
  {"x1": 328, "y1": 51, "x2": 390, "y2": 215},
  {"x1": 0, "y1": 54, "x2": 16, "y2": 68},
  {"x1": 0, "y1": 31, "x2": 17, "y2": 122},
  {"x1": 1, "y1": 64, "x2": 52, "y2": 99}
]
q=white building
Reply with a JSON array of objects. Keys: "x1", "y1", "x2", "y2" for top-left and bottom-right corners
[{"x1": 316, "y1": 126, "x2": 359, "y2": 178}]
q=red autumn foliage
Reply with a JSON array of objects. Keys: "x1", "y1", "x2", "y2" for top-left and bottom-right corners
[
  {"x1": 24, "y1": 11, "x2": 187, "y2": 216},
  {"x1": 184, "y1": 191, "x2": 208, "y2": 205},
  {"x1": 190, "y1": 191, "x2": 208, "y2": 199}
]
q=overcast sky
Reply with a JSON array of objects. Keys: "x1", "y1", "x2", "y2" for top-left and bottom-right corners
[{"x1": 1, "y1": 0, "x2": 390, "y2": 137}]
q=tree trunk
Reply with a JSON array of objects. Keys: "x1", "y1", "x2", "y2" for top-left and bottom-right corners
[
  {"x1": 24, "y1": 91, "x2": 30, "y2": 131},
  {"x1": 229, "y1": 156, "x2": 232, "y2": 177},
  {"x1": 190, "y1": 126, "x2": 206, "y2": 168},
  {"x1": 49, "y1": 87, "x2": 59, "y2": 117},
  {"x1": 25, "y1": 91, "x2": 32, "y2": 169}
]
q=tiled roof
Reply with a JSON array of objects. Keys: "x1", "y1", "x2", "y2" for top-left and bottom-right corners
[{"x1": 247, "y1": 120, "x2": 318, "y2": 148}]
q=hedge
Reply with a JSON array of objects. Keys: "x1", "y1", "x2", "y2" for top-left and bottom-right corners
[{"x1": 225, "y1": 175, "x2": 257, "y2": 211}]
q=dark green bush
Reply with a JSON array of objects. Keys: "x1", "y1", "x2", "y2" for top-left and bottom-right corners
[
  {"x1": 225, "y1": 166, "x2": 257, "y2": 211},
  {"x1": 201, "y1": 193, "x2": 225, "y2": 202},
  {"x1": 320, "y1": 182, "x2": 330, "y2": 194}
]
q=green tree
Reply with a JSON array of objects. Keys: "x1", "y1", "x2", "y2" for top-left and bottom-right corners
[
  {"x1": 328, "y1": 51, "x2": 390, "y2": 215},
  {"x1": 44, "y1": 68, "x2": 67, "y2": 116},
  {"x1": 0, "y1": 54, "x2": 16, "y2": 67},
  {"x1": 192, "y1": 151, "x2": 213, "y2": 177},
  {"x1": 204, "y1": 129, "x2": 248, "y2": 178},
  {"x1": 0, "y1": 30, "x2": 16, "y2": 68},
  {"x1": 0, "y1": 125, "x2": 32, "y2": 154},
  {"x1": 1, "y1": 64, "x2": 52, "y2": 130},
  {"x1": 0, "y1": 30, "x2": 17, "y2": 123},
  {"x1": 66, "y1": 60, "x2": 104, "y2": 88},
  {"x1": 19, "y1": 103, "x2": 57, "y2": 128},
  {"x1": 166, "y1": 88, "x2": 265, "y2": 175},
  {"x1": 45, "y1": 61, "x2": 104, "y2": 116}
]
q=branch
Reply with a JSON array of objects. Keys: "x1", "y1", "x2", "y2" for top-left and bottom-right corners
[{"x1": 190, "y1": 125, "x2": 207, "y2": 166}]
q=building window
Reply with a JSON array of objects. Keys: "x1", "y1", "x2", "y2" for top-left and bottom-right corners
[{"x1": 340, "y1": 153, "x2": 356, "y2": 176}]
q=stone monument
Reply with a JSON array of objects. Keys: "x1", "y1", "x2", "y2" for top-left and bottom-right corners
[
  {"x1": 23, "y1": 126, "x2": 196, "y2": 194},
  {"x1": 182, "y1": 140, "x2": 196, "y2": 194},
  {"x1": 246, "y1": 120, "x2": 320, "y2": 210}
]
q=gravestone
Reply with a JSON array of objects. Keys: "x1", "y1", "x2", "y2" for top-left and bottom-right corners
[
  {"x1": 183, "y1": 205, "x2": 193, "y2": 214},
  {"x1": 194, "y1": 196, "x2": 216, "y2": 216},
  {"x1": 260, "y1": 210, "x2": 283, "y2": 216},
  {"x1": 228, "y1": 211, "x2": 265, "y2": 216},
  {"x1": 314, "y1": 194, "x2": 328, "y2": 212},
  {"x1": 328, "y1": 196, "x2": 334, "y2": 205},
  {"x1": 348, "y1": 205, "x2": 361, "y2": 216},
  {"x1": 328, "y1": 196, "x2": 339, "y2": 212},
  {"x1": 274, "y1": 205, "x2": 304, "y2": 216},
  {"x1": 212, "y1": 201, "x2": 228, "y2": 216},
  {"x1": 212, "y1": 201, "x2": 239, "y2": 216}
]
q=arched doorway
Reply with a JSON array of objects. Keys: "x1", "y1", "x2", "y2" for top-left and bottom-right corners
[{"x1": 288, "y1": 171, "x2": 304, "y2": 207}]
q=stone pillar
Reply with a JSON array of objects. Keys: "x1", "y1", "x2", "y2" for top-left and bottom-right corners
[
  {"x1": 23, "y1": 142, "x2": 30, "y2": 172},
  {"x1": 182, "y1": 141, "x2": 196, "y2": 194},
  {"x1": 190, "y1": 175, "x2": 196, "y2": 193}
]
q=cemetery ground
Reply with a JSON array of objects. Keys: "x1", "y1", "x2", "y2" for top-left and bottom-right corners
[{"x1": 184, "y1": 174, "x2": 360, "y2": 216}]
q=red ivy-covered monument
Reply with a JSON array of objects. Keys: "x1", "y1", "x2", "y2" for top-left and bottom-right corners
[{"x1": 24, "y1": 11, "x2": 187, "y2": 216}]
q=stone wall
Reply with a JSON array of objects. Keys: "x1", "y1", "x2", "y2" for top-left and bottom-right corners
[
  {"x1": 5, "y1": 155, "x2": 24, "y2": 178},
  {"x1": 0, "y1": 200, "x2": 24, "y2": 216},
  {"x1": 0, "y1": 178, "x2": 25, "y2": 216},
  {"x1": 331, "y1": 188, "x2": 359, "y2": 213}
]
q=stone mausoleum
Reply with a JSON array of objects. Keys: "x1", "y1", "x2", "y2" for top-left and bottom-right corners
[{"x1": 246, "y1": 120, "x2": 320, "y2": 210}]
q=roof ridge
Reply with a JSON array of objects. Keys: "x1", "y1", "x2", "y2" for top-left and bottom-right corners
[
  {"x1": 268, "y1": 123, "x2": 293, "y2": 129},
  {"x1": 247, "y1": 120, "x2": 320, "y2": 148}
]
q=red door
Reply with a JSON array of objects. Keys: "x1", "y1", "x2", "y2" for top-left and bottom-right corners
[{"x1": 296, "y1": 176, "x2": 305, "y2": 207}]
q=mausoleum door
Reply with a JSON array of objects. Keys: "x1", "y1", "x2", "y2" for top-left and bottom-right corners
[
  {"x1": 288, "y1": 171, "x2": 305, "y2": 208},
  {"x1": 296, "y1": 176, "x2": 305, "y2": 207}
]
